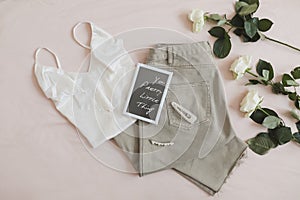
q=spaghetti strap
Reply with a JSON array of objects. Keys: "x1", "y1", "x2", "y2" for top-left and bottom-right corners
[
  {"x1": 72, "y1": 22, "x2": 92, "y2": 50},
  {"x1": 34, "y1": 47, "x2": 62, "y2": 69}
]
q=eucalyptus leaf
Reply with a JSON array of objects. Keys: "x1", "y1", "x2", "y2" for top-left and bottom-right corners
[
  {"x1": 256, "y1": 59, "x2": 274, "y2": 81},
  {"x1": 247, "y1": 132, "x2": 276, "y2": 155},
  {"x1": 258, "y1": 18, "x2": 273, "y2": 32},
  {"x1": 291, "y1": 66, "x2": 300, "y2": 79},
  {"x1": 239, "y1": 3, "x2": 258, "y2": 16},
  {"x1": 213, "y1": 35, "x2": 232, "y2": 58},
  {"x1": 282, "y1": 74, "x2": 299, "y2": 87},
  {"x1": 244, "y1": 18, "x2": 258, "y2": 38},
  {"x1": 208, "y1": 26, "x2": 226, "y2": 38},
  {"x1": 250, "y1": 108, "x2": 278, "y2": 124},
  {"x1": 293, "y1": 132, "x2": 300, "y2": 144},
  {"x1": 262, "y1": 116, "x2": 281, "y2": 129},
  {"x1": 268, "y1": 126, "x2": 293, "y2": 145}
]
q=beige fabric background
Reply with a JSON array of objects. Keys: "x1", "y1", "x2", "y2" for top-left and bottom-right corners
[{"x1": 0, "y1": 0, "x2": 299, "y2": 199}]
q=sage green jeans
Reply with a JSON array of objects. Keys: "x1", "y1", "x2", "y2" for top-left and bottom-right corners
[{"x1": 114, "y1": 42, "x2": 247, "y2": 195}]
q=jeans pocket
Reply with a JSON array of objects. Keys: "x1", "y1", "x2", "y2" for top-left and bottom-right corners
[{"x1": 166, "y1": 82, "x2": 210, "y2": 130}]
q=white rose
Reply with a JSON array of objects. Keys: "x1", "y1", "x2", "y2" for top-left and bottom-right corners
[
  {"x1": 240, "y1": 90, "x2": 263, "y2": 117},
  {"x1": 188, "y1": 9, "x2": 205, "y2": 33},
  {"x1": 230, "y1": 55, "x2": 252, "y2": 79}
]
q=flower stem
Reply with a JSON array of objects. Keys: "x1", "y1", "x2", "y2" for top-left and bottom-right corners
[
  {"x1": 264, "y1": 35, "x2": 300, "y2": 52},
  {"x1": 246, "y1": 70, "x2": 259, "y2": 78}
]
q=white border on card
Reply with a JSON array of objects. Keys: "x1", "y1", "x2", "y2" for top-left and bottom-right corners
[{"x1": 124, "y1": 63, "x2": 173, "y2": 125}]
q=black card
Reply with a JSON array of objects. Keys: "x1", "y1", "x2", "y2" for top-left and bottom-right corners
[{"x1": 124, "y1": 63, "x2": 173, "y2": 124}]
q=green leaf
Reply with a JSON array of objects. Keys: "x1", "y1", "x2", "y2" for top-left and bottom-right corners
[
  {"x1": 250, "y1": 108, "x2": 278, "y2": 124},
  {"x1": 262, "y1": 116, "x2": 281, "y2": 129},
  {"x1": 268, "y1": 126, "x2": 293, "y2": 145},
  {"x1": 286, "y1": 80, "x2": 298, "y2": 86},
  {"x1": 246, "y1": 79, "x2": 262, "y2": 85},
  {"x1": 288, "y1": 92, "x2": 297, "y2": 101},
  {"x1": 235, "y1": 1, "x2": 249, "y2": 12},
  {"x1": 293, "y1": 132, "x2": 300, "y2": 144},
  {"x1": 209, "y1": 14, "x2": 223, "y2": 21},
  {"x1": 291, "y1": 66, "x2": 300, "y2": 79},
  {"x1": 239, "y1": 3, "x2": 258, "y2": 16},
  {"x1": 240, "y1": 0, "x2": 260, "y2": 6},
  {"x1": 258, "y1": 18, "x2": 273, "y2": 32},
  {"x1": 244, "y1": 14, "x2": 252, "y2": 20},
  {"x1": 295, "y1": 99, "x2": 300, "y2": 109},
  {"x1": 262, "y1": 69, "x2": 270, "y2": 81},
  {"x1": 213, "y1": 35, "x2": 232, "y2": 58},
  {"x1": 233, "y1": 28, "x2": 261, "y2": 43},
  {"x1": 233, "y1": 28, "x2": 243, "y2": 36},
  {"x1": 217, "y1": 19, "x2": 227, "y2": 26},
  {"x1": 256, "y1": 59, "x2": 274, "y2": 81},
  {"x1": 230, "y1": 14, "x2": 244, "y2": 27},
  {"x1": 243, "y1": 33, "x2": 260, "y2": 43},
  {"x1": 271, "y1": 82, "x2": 286, "y2": 94},
  {"x1": 244, "y1": 18, "x2": 258, "y2": 38},
  {"x1": 248, "y1": 33, "x2": 261, "y2": 42},
  {"x1": 208, "y1": 27, "x2": 226, "y2": 38},
  {"x1": 247, "y1": 132, "x2": 276, "y2": 155},
  {"x1": 282, "y1": 74, "x2": 299, "y2": 87},
  {"x1": 291, "y1": 110, "x2": 300, "y2": 121},
  {"x1": 296, "y1": 121, "x2": 300, "y2": 132}
]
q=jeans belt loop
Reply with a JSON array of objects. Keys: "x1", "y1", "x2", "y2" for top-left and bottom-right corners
[{"x1": 167, "y1": 46, "x2": 173, "y2": 65}]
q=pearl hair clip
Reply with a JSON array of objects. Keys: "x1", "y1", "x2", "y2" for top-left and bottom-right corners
[{"x1": 149, "y1": 140, "x2": 174, "y2": 146}]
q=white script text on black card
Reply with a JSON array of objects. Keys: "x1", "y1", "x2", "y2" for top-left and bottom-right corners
[{"x1": 124, "y1": 63, "x2": 173, "y2": 124}]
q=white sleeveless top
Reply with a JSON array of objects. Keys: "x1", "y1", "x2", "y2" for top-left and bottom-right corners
[{"x1": 34, "y1": 22, "x2": 136, "y2": 148}]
